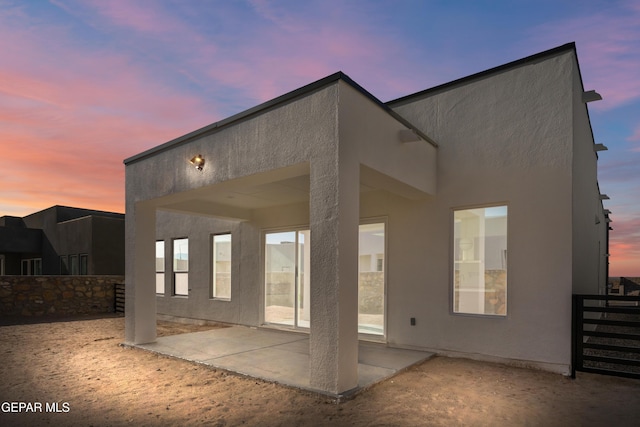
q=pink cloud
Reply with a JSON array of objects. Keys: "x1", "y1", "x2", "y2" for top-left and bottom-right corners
[
  {"x1": 0, "y1": 8, "x2": 221, "y2": 217},
  {"x1": 198, "y1": 9, "x2": 419, "y2": 104},
  {"x1": 608, "y1": 214, "x2": 640, "y2": 276},
  {"x1": 528, "y1": 3, "x2": 640, "y2": 110},
  {"x1": 67, "y1": 0, "x2": 420, "y2": 106},
  {"x1": 0, "y1": 0, "x2": 424, "y2": 218},
  {"x1": 55, "y1": 0, "x2": 421, "y2": 106}
]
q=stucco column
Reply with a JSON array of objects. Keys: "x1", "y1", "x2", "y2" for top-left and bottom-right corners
[
  {"x1": 124, "y1": 201, "x2": 157, "y2": 344},
  {"x1": 309, "y1": 159, "x2": 360, "y2": 395}
]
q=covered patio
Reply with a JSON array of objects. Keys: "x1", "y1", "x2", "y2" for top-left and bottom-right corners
[
  {"x1": 125, "y1": 75, "x2": 437, "y2": 396},
  {"x1": 133, "y1": 326, "x2": 433, "y2": 398}
]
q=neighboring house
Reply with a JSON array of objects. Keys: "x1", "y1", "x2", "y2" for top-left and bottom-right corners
[
  {"x1": 0, "y1": 206, "x2": 125, "y2": 275},
  {"x1": 124, "y1": 43, "x2": 609, "y2": 395}
]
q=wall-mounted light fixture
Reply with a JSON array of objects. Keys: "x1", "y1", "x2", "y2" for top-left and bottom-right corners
[
  {"x1": 190, "y1": 154, "x2": 205, "y2": 171},
  {"x1": 600, "y1": 194, "x2": 610, "y2": 200},
  {"x1": 582, "y1": 90, "x2": 602, "y2": 103},
  {"x1": 594, "y1": 143, "x2": 608, "y2": 152}
]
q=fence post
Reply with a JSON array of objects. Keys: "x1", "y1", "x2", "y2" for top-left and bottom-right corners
[
  {"x1": 571, "y1": 295, "x2": 577, "y2": 378},
  {"x1": 571, "y1": 295, "x2": 585, "y2": 379}
]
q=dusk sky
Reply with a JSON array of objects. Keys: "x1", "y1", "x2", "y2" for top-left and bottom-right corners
[{"x1": 1, "y1": 0, "x2": 638, "y2": 276}]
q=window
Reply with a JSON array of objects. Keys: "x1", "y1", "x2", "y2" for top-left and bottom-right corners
[
  {"x1": 156, "y1": 241, "x2": 165, "y2": 294},
  {"x1": 79, "y1": 254, "x2": 88, "y2": 275},
  {"x1": 358, "y1": 222, "x2": 385, "y2": 335},
  {"x1": 212, "y1": 234, "x2": 231, "y2": 299},
  {"x1": 60, "y1": 256, "x2": 68, "y2": 275},
  {"x1": 453, "y1": 206, "x2": 507, "y2": 315},
  {"x1": 70, "y1": 255, "x2": 79, "y2": 275},
  {"x1": 173, "y1": 238, "x2": 189, "y2": 296},
  {"x1": 21, "y1": 258, "x2": 42, "y2": 275}
]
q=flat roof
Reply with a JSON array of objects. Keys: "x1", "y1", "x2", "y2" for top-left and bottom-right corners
[
  {"x1": 124, "y1": 72, "x2": 437, "y2": 165},
  {"x1": 125, "y1": 42, "x2": 580, "y2": 166},
  {"x1": 387, "y1": 42, "x2": 577, "y2": 106}
]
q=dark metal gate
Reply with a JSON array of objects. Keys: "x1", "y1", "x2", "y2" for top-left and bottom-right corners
[
  {"x1": 114, "y1": 282, "x2": 125, "y2": 313},
  {"x1": 572, "y1": 294, "x2": 640, "y2": 379}
]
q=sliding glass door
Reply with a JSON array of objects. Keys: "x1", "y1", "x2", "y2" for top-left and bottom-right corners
[
  {"x1": 264, "y1": 223, "x2": 385, "y2": 336},
  {"x1": 264, "y1": 230, "x2": 310, "y2": 328}
]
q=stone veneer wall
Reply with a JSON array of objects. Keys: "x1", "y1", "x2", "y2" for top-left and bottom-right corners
[{"x1": 0, "y1": 276, "x2": 124, "y2": 316}]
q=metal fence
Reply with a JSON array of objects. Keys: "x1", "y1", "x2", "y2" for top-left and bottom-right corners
[
  {"x1": 115, "y1": 282, "x2": 125, "y2": 313},
  {"x1": 572, "y1": 294, "x2": 640, "y2": 379}
]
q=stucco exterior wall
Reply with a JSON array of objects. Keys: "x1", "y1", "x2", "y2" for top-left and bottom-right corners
[
  {"x1": 91, "y1": 216, "x2": 125, "y2": 275},
  {"x1": 388, "y1": 50, "x2": 576, "y2": 372},
  {"x1": 126, "y1": 76, "x2": 438, "y2": 393},
  {"x1": 124, "y1": 83, "x2": 341, "y2": 333},
  {"x1": 2, "y1": 207, "x2": 125, "y2": 276},
  {"x1": 153, "y1": 212, "x2": 258, "y2": 325},
  {"x1": 126, "y1": 47, "x2": 602, "y2": 388},
  {"x1": 57, "y1": 216, "x2": 93, "y2": 263},
  {"x1": 570, "y1": 55, "x2": 606, "y2": 295},
  {"x1": 339, "y1": 82, "x2": 437, "y2": 197}
]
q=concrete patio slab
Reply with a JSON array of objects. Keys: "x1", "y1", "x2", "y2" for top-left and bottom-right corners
[{"x1": 134, "y1": 326, "x2": 433, "y2": 397}]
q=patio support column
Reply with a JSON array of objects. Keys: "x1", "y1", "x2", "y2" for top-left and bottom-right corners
[
  {"x1": 125, "y1": 201, "x2": 157, "y2": 344},
  {"x1": 309, "y1": 158, "x2": 360, "y2": 395}
]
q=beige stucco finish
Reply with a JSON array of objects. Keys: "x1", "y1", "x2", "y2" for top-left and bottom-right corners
[
  {"x1": 125, "y1": 45, "x2": 606, "y2": 394},
  {"x1": 125, "y1": 79, "x2": 436, "y2": 394},
  {"x1": 388, "y1": 49, "x2": 604, "y2": 371}
]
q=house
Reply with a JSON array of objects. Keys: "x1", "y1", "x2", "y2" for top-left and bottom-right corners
[
  {"x1": 0, "y1": 206, "x2": 125, "y2": 275},
  {"x1": 123, "y1": 43, "x2": 609, "y2": 395}
]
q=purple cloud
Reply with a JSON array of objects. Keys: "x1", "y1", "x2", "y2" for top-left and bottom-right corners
[{"x1": 527, "y1": 1, "x2": 640, "y2": 110}]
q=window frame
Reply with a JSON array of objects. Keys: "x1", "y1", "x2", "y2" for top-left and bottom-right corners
[
  {"x1": 69, "y1": 254, "x2": 79, "y2": 275},
  {"x1": 172, "y1": 237, "x2": 189, "y2": 296},
  {"x1": 451, "y1": 204, "x2": 508, "y2": 317},
  {"x1": 21, "y1": 258, "x2": 42, "y2": 276},
  {"x1": 60, "y1": 255, "x2": 68, "y2": 275},
  {"x1": 212, "y1": 233, "x2": 232, "y2": 300},
  {"x1": 79, "y1": 254, "x2": 88, "y2": 275},
  {"x1": 263, "y1": 227, "x2": 310, "y2": 329},
  {"x1": 156, "y1": 240, "x2": 165, "y2": 295},
  {"x1": 358, "y1": 218, "x2": 388, "y2": 339}
]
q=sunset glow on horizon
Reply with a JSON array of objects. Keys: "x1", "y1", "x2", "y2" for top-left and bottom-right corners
[{"x1": 1, "y1": 1, "x2": 639, "y2": 275}]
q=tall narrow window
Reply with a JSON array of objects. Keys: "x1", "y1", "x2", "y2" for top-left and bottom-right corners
[
  {"x1": 70, "y1": 255, "x2": 79, "y2": 275},
  {"x1": 33, "y1": 259, "x2": 42, "y2": 275},
  {"x1": 21, "y1": 258, "x2": 42, "y2": 275},
  {"x1": 173, "y1": 238, "x2": 189, "y2": 296},
  {"x1": 60, "y1": 256, "x2": 68, "y2": 275},
  {"x1": 358, "y1": 223, "x2": 385, "y2": 335},
  {"x1": 212, "y1": 234, "x2": 231, "y2": 299},
  {"x1": 156, "y1": 241, "x2": 165, "y2": 294},
  {"x1": 79, "y1": 254, "x2": 88, "y2": 275},
  {"x1": 453, "y1": 206, "x2": 508, "y2": 315}
]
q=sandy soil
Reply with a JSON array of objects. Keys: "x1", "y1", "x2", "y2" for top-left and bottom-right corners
[{"x1": 1, "y1": 315, "x2": 639, "y2": 426}]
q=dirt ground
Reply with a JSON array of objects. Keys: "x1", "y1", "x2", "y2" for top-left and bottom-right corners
[{"x1": 1, "y1": 316, "x2": 639, "y2": 426}]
